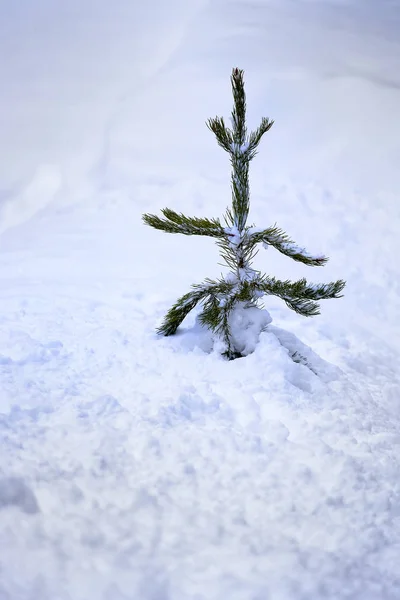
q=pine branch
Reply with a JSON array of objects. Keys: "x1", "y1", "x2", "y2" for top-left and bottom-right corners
[
  {"x1": 284, "y1": 298, "x2": 321, "y2": 317},
  {"x1": 199, "y1": 284, "x2": 239, "y2": 356},
  {"x1": 230, "y1": 68, "x2": 247, "y2": 146},
  {"x1": 223, "y1": 208, "x2": 235, "y2": 227},
  {"x1": 260, "y1": 276, "x2": 345, "y2": 300},
  {"x1": 229, "y1": 68, "x2": 250, "y2": 231},
  {"x1": 158, "y1": 278, "x2": 237, "y2": 336},
  {"x1": 217, "y1": 230, "x2": 259, "y2": 273},
  {"x1": 231, "y1": 165, "x2": 250, "y2": 232},
  {"x1": 248, "y1": 225, "x2": 328, "y2": 266},
  {"x1": 143, "y1": 209, "x2": 225, "y2": 238},
  {"x1": 247, "y1": 117, "x2": 274, "y2": 158},
  {"x1": 157, "y1": 288, "x2": 207, "y2": 336},
  {"x1": 254, "y1": 276, "x2": 345, "y2": 316},
  {"x1": 206, "y1": 116, "x2": 233, "y2": 153}
]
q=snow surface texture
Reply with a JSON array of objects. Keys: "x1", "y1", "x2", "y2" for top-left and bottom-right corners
[{"x1": 1, "y1": 1, "x2": 400, "y2": 599}]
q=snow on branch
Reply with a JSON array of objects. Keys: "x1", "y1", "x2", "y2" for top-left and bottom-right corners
[
  {"x1": 230, "y1": 141, "x2": 250, "y2": 155},
  {"x1": 224, "y1": 225, "x2": 242, "y2": 247},
  {"x1": 247, "y1": 225, "x2": 328, "y2": 266}
]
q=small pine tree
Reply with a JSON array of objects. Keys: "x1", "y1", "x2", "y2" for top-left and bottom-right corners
[{"x1": 143, "y1": 68, "x2": 345, "y2": 359}]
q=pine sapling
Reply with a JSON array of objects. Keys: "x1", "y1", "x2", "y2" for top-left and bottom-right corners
[{"x1": 143, "y1": 68, "x2": 345, "y2": 359}]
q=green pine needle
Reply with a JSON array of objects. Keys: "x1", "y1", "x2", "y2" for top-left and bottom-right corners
[{"x1": 143, "y1": 209, "x2": 225, "y2": 238}]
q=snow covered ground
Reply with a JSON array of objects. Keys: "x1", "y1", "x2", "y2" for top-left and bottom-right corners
[{"x1": 1, "y1": 1, "x2": 400, "y2": 598}]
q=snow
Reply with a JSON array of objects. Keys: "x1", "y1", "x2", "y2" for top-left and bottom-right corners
[
  {"x1": 248, "y1": 227, "x2": 324, "y2": 260},
  {"x1": 224, "y1": 225, "x2": 242, "y2": 246},
  {"x1": 1, "y1": 1, "x2": 400, "y2": 599},
  {"x1": 279, "y1": 241, "x2": 323, "y2": 261},
  {"x1": 227, "y1": 305, "x2": 272, "y2": 355},
  {"x1": 230, "y1": 142, "x2": 250, "y2": 155}
]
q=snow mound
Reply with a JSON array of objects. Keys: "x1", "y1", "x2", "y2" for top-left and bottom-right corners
[{"x1": 227, "y1": 305, "x2": 272, "y2": 356}]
